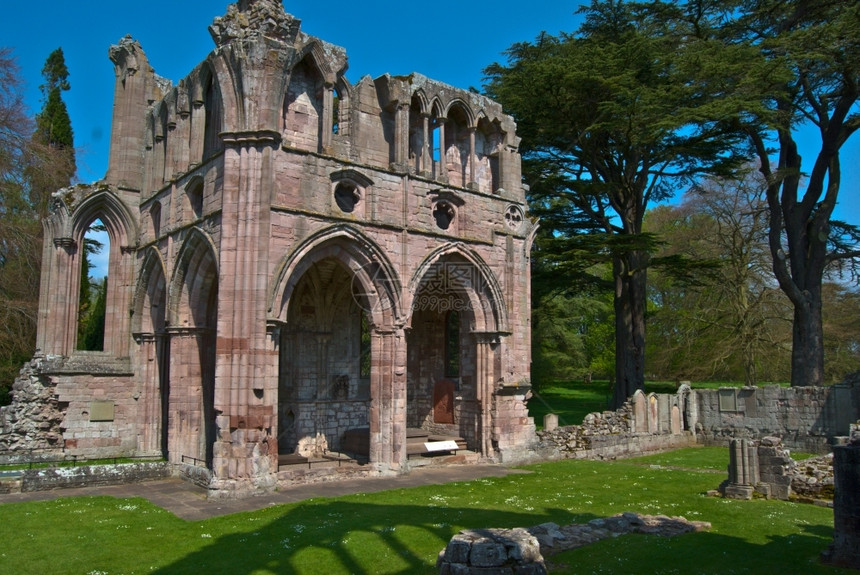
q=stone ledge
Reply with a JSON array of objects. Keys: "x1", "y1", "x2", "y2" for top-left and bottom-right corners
[{"x1": 4, "y1": 461, "x2": 171, "y2": 493}]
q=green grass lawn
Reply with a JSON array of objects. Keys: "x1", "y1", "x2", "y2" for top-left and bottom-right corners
[{"x1": 0, "y1": 447, "x2": 849, "y2": 575}]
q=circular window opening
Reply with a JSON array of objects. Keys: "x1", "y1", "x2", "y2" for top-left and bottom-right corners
[
  {"x1": 433, "y1": 202, "x2": 455, "y2": 230},
  {"x1": 334, "y1": 182, "x2": 359, "y2": 213},
  {"x1": 504, "y1": 205, "x2": 524, "y2": 230}
]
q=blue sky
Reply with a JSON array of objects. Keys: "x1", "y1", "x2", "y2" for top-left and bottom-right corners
[{"x1": 3, "y1": 0, "x2": 858, "y2": 229}]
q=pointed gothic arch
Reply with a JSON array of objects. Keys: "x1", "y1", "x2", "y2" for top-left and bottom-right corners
[
  {"x1": 165, "y1": 227, "x2": 219, "y2": 468},
  {"x1": 271, "y1": 224, "x2": 402, "y2": 329},
  {"x1": 407, "y1": 243, "x2": 508, "y2": 334}
]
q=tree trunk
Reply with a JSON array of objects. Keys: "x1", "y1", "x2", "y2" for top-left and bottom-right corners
[
  {"x1": 790, "y1": 286, "x2": 824, "y2": 386},
  {"x1": 612, "y1": 251, "x2": 647, "y2": 408}
]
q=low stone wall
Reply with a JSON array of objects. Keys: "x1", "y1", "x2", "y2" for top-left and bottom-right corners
[
  {"x1": 695, "y1": 375, "x2": 860, "y2": 453},
  {"x1": 13, "y1": 461, "x2": 171, "y2": 493},
  {"x1": 535, "y1": 390, "x2": 697, "y2": 461}
]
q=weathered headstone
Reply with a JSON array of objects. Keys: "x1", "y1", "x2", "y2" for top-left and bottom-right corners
[
  {"x1": 648, "y1": 393, "x2": 659, "y2": 433},
  {"x1": 633, "y1": 390, "x2": 647, "y2": 433},
  {"x1": 543, "y1": 413, "x2": 558, "y2": 432},
  {"x1": 671, "y1": 405, "x2": 681, "y2": 435}
]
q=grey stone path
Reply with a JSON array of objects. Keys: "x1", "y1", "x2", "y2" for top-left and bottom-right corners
[{"x1": 0, "y1": 465, "x2": 530, "y2": 521}]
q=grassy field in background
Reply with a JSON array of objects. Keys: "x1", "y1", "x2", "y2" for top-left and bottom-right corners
[
  {"x1": 0, "y1": 447, "x2": 848, "y2": 575},
  {"x1": 527, "y1": 379, "x2": 791, "y2": 428}
]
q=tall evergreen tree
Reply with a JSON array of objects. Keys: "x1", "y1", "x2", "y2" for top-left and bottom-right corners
[
  {"x1": 33, "y1": 47, "x2": 75, "y2": 190},
  {"x1": 484, "y1": 1, "x2": 748, "y2": 407}
]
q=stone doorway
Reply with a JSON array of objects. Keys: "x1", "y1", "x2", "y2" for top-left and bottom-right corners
[{"x1": 407, "y1": 259, "x2": 480, "y2": 452}]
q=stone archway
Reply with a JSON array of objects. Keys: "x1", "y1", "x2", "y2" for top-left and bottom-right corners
[
  {"x1": 406, "y1": 249, "x2": 506, "y2": 457},
  {"x1": 270, "y1": 227, "x2": 404, "y2": 469},
  {"x1": 167, "y1": 230, "x2": 219, "y2": 468},
  {"x1": 277, "y1": 258, "x2": 371, "y2": 458},
  {"x1": 132, "y1": 249, "x2": 169, "y2": 458}
]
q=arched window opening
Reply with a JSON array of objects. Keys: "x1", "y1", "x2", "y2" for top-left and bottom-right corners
[
  {"x1": 332, "y1": 90, "x2": 340, "y2": 135},
  {"x1": 150, "y1": 202, "x2": 162, "y2": 239},
  {"x1": 77, "y1": 218, "x2": 109, "y2": 351},
  {"x1": 445, "y1": 310, "x2": 461, "y2": 379},
  {"x1": 476, "y1": 118, "x2": 502, "y2": 194},
  {"x1": 432, "y1": 124, "x2": 441, "y2": 162},
  {"x1": 409, "y1": 95, "x2": 424, "y2": 174},
  {"x1": 187, "y1": 178, "x2": 204, "y2": 219},
  {"x1": 283, "y1": 57, "x2": 323, "y2": 152},
  {"x1": 445, "y1": 105, "x2": 470, "y2": 188},
  {"x1": 202, "y1": 75, "x2": 222, "y2": 159}
]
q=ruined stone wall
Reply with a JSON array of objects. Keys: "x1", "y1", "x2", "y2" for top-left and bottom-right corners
[
  {"x1": 534, "y1": 391, "x2": 697, "y2": 462},
  {"x1": 494, "y1": 389, "x2": 538, "y2": 462},
  {"x1": 695, "y1": 380, "x2": 860, "y2": 453},
  {"x1": 0, "y1": 358, "x2": 65, "y2": 458},
  {"x1": 1, "y1": 1, "x2": 536, "y2": 491}
]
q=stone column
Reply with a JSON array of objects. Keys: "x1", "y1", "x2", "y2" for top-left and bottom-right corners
[
  {"x1": 723, "y1": 438, "x2": 759, "y2": 499},
  {"x1": 107, "y1": 38, "x2": 159, "y2": 191},
  {"x1": 822, "y1": 435, "x2": 860, "y2": 569},
  {"x1": 368, "y1": 326, "x2": 407, "y2": 471},
  {"x1": 134, "y1": 333, "x2": 162, "y2": 455},
  {"x1": 475, "y1": 332, "x2": 500, "y2": 458},
  {"x1": 44, "y1": 237, "x2": 80, "y2": 356},
  {"x1": 166, "y1": 327, "x2": 207, "y2": 466},
  {"x1": 174, "y1": 85, "x2": 191, "y2": 176},
  {"x1": 321, "y1": 83, "x2": 334, "y2": 152},
  {"x1": 211, "y1": 131, "x2": 280, "y2": 487},
  {"x1": 105, "y1": 244, "x2": 136, "y2": 358},
  {"x1": 467, "y1": 127, "x2": 478, "y2": 190},
  {"x1": 189, "y1": 100, "x2": 205, "y2": 167},
  {"x1": 437, "y1": 119, "x2": 448, "y2": 183},
  {"x1": 420, "y1": 113, "x2": 431, "y2": 177},
  {"x1": 154, "y1": 133, "x2": 166, "y2": 190}
]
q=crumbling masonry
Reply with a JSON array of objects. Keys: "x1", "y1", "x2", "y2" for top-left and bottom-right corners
[{"x1": 0, "y1": 0, "x2": 537, "y2": 494}]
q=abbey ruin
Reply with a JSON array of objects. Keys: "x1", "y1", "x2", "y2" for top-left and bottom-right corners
[{"x1": 0, "y1": 0, "x2": 537, "y2": 493}]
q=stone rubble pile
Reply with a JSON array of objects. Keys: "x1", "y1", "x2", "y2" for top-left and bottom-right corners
[
  {"x1": 437, "y1": 513, "x2": 711, "y2": 574},
  {"x1": 790, "y1": 453, "x2": 834, "y2": 500}
]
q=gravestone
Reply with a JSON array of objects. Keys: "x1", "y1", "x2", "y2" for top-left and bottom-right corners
[
  {"x1": 543, "y1": 413, "x2": 558, "y2": 432},
  {"x1": 633, "y1": 391, "x2": 647, "y2": 433},
  {"x1": 648, "y1": 394, "x2": 659, "y2": 433},
  {"x1": 671, "y1": 405, "x2": 681, "y2": 435}
]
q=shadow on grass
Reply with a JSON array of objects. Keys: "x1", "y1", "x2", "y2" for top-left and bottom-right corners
[
  {"x1": 148, "y1": 498, "x2": 849, "y2": 575},
  {"x1": 149, "y1": 501, "x2": 585, "y2": 575},
  {"x1": 546, "y1": 522, "x2": 848, "y2": 575}
]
